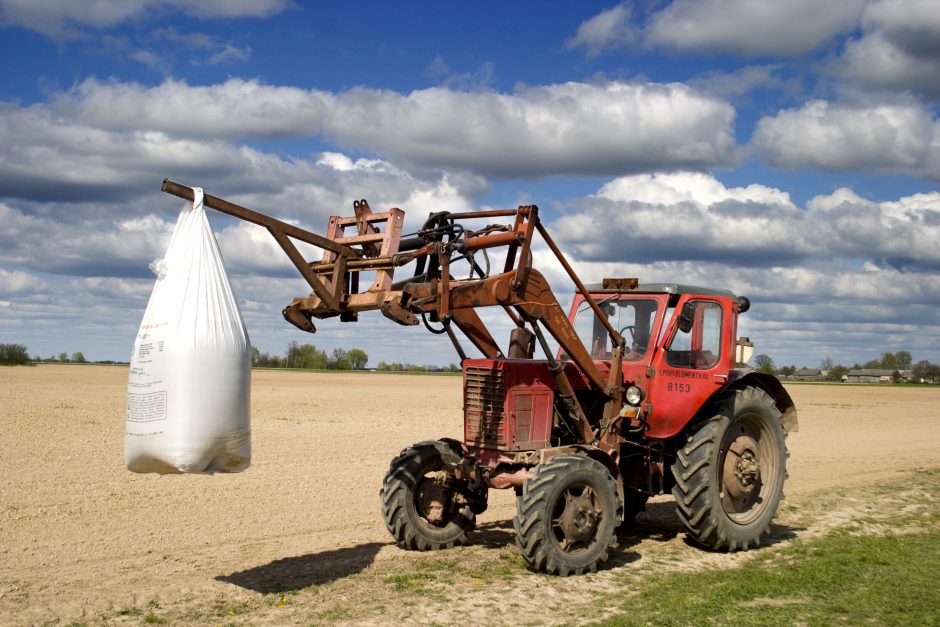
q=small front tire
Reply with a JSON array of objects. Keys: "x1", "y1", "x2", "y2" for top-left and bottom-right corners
[
  {"x1": 514, "y1": 455, "x2": 622, "y2": 575},
  {"x1": 380, "y1": 440, "x2": 475, "y2": 551}
]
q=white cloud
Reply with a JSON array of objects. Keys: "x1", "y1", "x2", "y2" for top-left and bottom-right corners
[
  {"x1": 831, "y1": 0, "x2": 940, "y2": 96},
  {"x1": 564, "y1": 2, "x2": 636, "y2": 56},
  {"x1": 205, "y1": 43, "x2": 252, "y2": 65},
  {"x1": 837, "y1": 33, "x2": 940, "y2": 95},
  {"x1": 0, "y1": 102, "x2": 295, "y2": 202},
  {"x1": 175, "y1": 0, "x2": 293, "y2": 19},
  {"x1": 862, "y1": 0, "x2": 940, "y2": 56},
  {"x1": 687, "y1": 64, "x2": 793, "y2": 101},
  {"x1": 321, "y1": 82, "x2": 737, "y2": 177},
  {"x1": 0, "y1": 202, "x2": 175, "y2": 276},
  {"x1": 93, "y1": 27, "x2": 253, "y2": 75},
  {"x1": 142, "y1": 33, "x2": 252, "y2": 73},
  {"x1": 316, "y1": 152, "x2": 358, "y2": 172},
  {"x1": 806, "y1": 188, "x2": 940, "y2": 270},
  {"x1": 643, "y1": 0, "x2": 866, "y2": 56},
  {"x1": 594, "y1": 171, "x2": 792, "y2": 206},
  {"x1": 0, "y1": 267, "x2": 44, "y2": 293},
  {"x1": 752, "y1": 100, "x2": 940, "y2": 179},
  {"x1": 552, "y1": 172, "x2": 940, "y2": 269},
  {"x1": 566, "y1": 1, "x2": 863, "y2": 57},
  {"x1": 0, "y1": 0, "x2": 294, "y2": 37},
  {"x1": 424, "y1": 57, "x2": 496, "y2": 91},
  {"x1": 49, "y1": 78, "x2": 325, "y2": 141},
  {"x1": 37, "y1": 77, "x2": 737, "y2": 179},
  {"x1": 552, "y1": 172, "x2": 806, "y2": 263}
]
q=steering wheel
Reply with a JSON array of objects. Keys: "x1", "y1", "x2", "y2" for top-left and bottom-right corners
[{"x1": 619, "y1": 325, "x2": 635, "y2": 342}]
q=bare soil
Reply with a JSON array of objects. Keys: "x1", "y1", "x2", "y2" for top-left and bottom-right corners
[{"x1": 2, "y1": 365, "x2": 939, "y2": 625}]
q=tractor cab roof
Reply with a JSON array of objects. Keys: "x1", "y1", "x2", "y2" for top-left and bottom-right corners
[
  {"x1": 584, "y1": 282, "x2": 745, "y2": 309},
  {"x1": 586, "y1": 282, "x2": 738, "y2": 299}
]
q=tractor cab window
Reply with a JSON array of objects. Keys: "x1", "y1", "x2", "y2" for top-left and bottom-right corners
[
  {"x1": 573, "y1": 297, "x2": 659, "y2": 361},
  {"x1": 665, "y1": 300, "x2": 722, "y2": 369}
]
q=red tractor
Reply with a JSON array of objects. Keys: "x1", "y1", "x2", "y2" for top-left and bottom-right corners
[{"x1": 162, "y1": 180, "x2": 797, "y2": 576}]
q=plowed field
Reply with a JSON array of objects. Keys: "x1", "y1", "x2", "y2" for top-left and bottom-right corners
[{"x1": 2, "y1": 365, "x2": 939, "y2": 625}]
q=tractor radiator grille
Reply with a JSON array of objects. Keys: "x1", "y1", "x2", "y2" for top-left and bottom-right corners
[{"x1": 464, "y1": 365, "x2": 505, "y2": 447}]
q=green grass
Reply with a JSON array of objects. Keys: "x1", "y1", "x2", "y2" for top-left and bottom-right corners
[
  {"x1": 115, "y1": 606, "x2": 142, "y2": 617},
  {"x1": 600, "y1": 528, "x2": 940, "y2": 626},
  {"x1": 383, "y1": 572, "x2": 437, "y2": 592}
]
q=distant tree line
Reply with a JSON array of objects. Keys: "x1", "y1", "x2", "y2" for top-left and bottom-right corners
[
  {"x1": 376, "y1": 361, "x2": 461, "y2": 373},
  {"x1": 3, "y1": 340, "x2": 373, "y2": 370},
  {"x1": 0, "y1": 343, "x2": 31, "y2": 365},
  {"x1": 251, "y1": 341, "x2": 369, "y2": 370},
  {"x1": 59, "y1": 351, "x2": 86, "y2": 363},
  {"x1": 751, "y1": 350, "x2": 939, "y2": 383},
  {"x1": 1, "y1": 344, "x2": 93, "y2": 365},
  {"x1": 36, "y1": 352, "x2": 87, "y2": 363}
]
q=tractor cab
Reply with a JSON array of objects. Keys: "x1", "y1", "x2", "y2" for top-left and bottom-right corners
[{"x1": 569, "y1": 282, "x2": 751, "y2": 440}]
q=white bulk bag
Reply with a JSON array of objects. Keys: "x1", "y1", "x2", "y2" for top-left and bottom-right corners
[{"x1": 125, "y1": 188, "x2": 251, "y2": 474}]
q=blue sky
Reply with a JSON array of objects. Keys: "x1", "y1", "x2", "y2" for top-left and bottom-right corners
[{"x1": 1, "y1": 0, "x2": 938, "y2": 369}]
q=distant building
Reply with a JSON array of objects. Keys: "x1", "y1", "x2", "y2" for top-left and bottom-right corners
[
  {"x1": 845, "y1": 369, "x2": 895, "y2": 383},
  {"x1": 794, "y1": 368, "x2": 824, "y2": 381}
]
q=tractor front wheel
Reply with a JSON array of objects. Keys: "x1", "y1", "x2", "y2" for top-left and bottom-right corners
[
  {"x1": 514, "y1": 455, "x2": 622, "y2": 576},
  {"x1": 380, "y1": 440, "x2": 475, "y2": 551},
  {"x1": 671, "y1": 386, "x2": 788, "y2": 551}
]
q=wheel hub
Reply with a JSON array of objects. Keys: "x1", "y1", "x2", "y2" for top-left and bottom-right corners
[
  {"x1": 722, "y1": 434, "x2": 761, "y2": 503},
  {"x1": 417, "y1": 472, "x2": 451, "y2": 525},
  {"x1": 555, "y1": 488, "x2": 600, "y2": 550}
]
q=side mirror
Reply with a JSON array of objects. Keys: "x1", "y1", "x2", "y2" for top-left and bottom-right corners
[{"x1": 678, "y1": 302, "x2": 695, "y2": 333}]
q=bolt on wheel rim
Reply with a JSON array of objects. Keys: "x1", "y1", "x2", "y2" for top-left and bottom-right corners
[{"x1": 551, "y1": 484, "x2": 601, "y2": 553}]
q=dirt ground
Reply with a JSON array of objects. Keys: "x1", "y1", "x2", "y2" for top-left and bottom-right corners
[{"x1": 2, "y1": 365, "x2": 939, "y2": 625}]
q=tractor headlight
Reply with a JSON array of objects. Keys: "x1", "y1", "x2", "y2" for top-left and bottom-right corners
[{"x1": 625, "y1": 385, "x2": 643, "y2": 406}]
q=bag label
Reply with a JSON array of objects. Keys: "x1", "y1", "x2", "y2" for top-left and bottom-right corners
[{"x1": 126, "y1": 391, "x2": 167, "y2": 423}]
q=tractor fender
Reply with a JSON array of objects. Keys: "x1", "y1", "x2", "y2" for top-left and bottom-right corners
[
  {"x1": 538, "y1": 444, "x2": 620, "y2": 479},
  {"x1": 538, "y1": 444, "x2": 624, "y2": 520},
  {"x1": 438, "y1": 437, "x2": 470, "y2": 456},
  {"x1": 724, "y1": 369, "x2": 799, "y2": 432}
]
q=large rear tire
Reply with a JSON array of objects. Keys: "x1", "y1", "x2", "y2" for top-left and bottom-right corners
[
  {"x1": 380, "y1": 440, "x2": 475, "y2": 551},
  {"x1": 671, "y1": 386, "x2": 788, "y2": 551},
  {"x1": 514, "y1": 455, "x2": 622, "y2": 575}
]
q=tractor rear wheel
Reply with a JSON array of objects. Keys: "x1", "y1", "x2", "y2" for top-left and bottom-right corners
[
  {"x1": 514, "y1": 455, "x2": 622, "y2": 576},
  {"x1": 380, "y1": 440, "x2": 475, "y2": 551},
  {"x1": 671, "y1": 386, "x2": 787, "y2": 551}
]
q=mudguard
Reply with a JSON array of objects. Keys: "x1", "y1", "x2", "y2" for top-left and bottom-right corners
[{"x1": 726, "y1": 369, "x2": 799, "y2": 432}]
